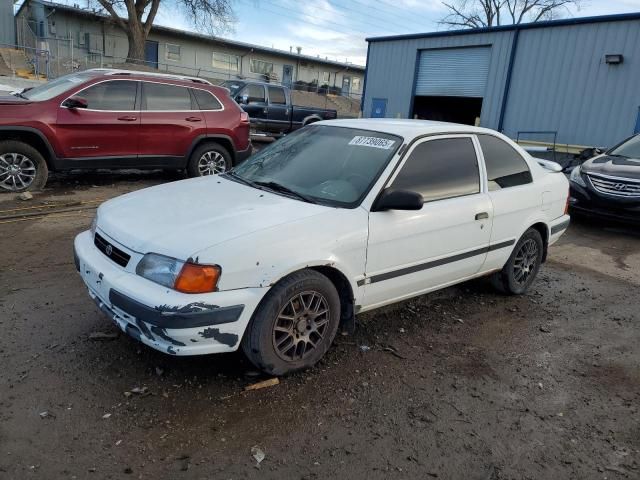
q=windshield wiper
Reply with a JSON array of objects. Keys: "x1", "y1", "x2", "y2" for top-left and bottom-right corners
[
  {"x1": 12, "y1": 91, "x2": 28, "y2": 99},
  {"x1": 224, "y1": 171, "x2": 257, "y2": 188},
  {"x1": 254, "y1": 181, "x2": 317, "y2": 204}
]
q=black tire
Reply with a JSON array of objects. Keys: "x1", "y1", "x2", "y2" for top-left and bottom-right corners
[
  {"x1": 0, "y1": 140, "x2": 48, "y2": 192},
  {"x1": 186, "y1": 142, "x2": 232, "y2": 178},
  {"x1": 491, "y1": 228, "x2": 544, "y2": 295},
  {"x1": 242, "y1": 270, "x2": 341, "y2": 376}
]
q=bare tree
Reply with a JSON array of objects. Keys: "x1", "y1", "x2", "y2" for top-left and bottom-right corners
[
  {"x1": 440, "y1": 0, "x2": 583, "y2": 28},
  {"x1": 94, "y1": 0, "x2": 235, "y2": 63}
]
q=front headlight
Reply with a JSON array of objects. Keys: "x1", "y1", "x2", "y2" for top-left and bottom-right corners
[
  {"x1": 569, "y1": 166, "x2": 586, "y2": 187},
  {"x1": 136, "y1": 253, "x2": 220, "y2": 293},
  {"x1": 90, "y1": 214, "x2": 98, "y2": 236}
]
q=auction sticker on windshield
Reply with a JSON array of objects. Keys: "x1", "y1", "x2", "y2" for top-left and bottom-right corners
[{"x1": 348, "y1": 136, "x2": 396, "y2": 149}]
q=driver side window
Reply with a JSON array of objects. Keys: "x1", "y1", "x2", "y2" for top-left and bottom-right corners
[
  {"x1": 391, "y1": 137, "x2": 480, "y2": 203},
  {"x1": 242, "y1": 84, "x2": 266, "y2": 104},
  {"x1": 77, "y1": 80, "x2": 137, "y2": 111}
]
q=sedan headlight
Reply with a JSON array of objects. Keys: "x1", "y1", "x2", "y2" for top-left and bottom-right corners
[
  {"x1": 136, "y1": 253, "x2": 220, "y2": 293},
  {"x1": 569, "y1": 166, "x2": 587, "y2": 187},
  {"x1": 90, "y1": 213, "x2": 98, "y2": 236}
]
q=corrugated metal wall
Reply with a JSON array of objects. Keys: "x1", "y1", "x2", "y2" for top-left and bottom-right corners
[
  {"x1": 364, "y1": 17, "x2": 640, "y2": 147},
  {"x1": 0, "y1": 0, "x2": 16, "y2": 45},
  {"x1": 502, "y1": 20, "x2": 640, "y2": 147},
  {"x1": 364, "y1": 30, "x2": 515, "y2": 127}
]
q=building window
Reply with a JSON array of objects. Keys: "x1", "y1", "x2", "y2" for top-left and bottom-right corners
[
  {"x1": 352, "y1": 77, "x2": 361, "y2": 92},
  {"x1": 212, "y1": 52, "x2": 240, "y2": 72},
  {"x1": 250, "y1": 59, "x2": 274, "y2": 75},
  {"x1": 322, "y1": 71, "x2": 330, "y2": 84},
  {"x1": 166, "y1": 43, "x2": 181, "y2": 61}
]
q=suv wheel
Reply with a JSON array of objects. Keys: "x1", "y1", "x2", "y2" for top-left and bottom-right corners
[
  {"x1": 187, "y1": 142, "x2": 231, "y2": 177},
  {"x1": 242, "y1": 270, "x2": 341, "y2": 376},
  {"x1": 0, "y1": 141, "x2": 48, "y2": 192},
  {"x1": 491, "y1": 228, "x2": 544, "y2": 295}
]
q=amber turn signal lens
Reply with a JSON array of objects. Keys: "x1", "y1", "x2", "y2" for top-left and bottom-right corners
[{"x1": 174, "y1": 263, "x2": 220, "y2": 293}]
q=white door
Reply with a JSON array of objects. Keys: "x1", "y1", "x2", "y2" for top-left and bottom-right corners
[{"x1": 363, "y1": 135, "x2": 493, "y2": 309}]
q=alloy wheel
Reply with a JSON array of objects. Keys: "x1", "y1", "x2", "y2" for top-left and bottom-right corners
[
  {"x1": 513, "y1": 238, "x2": 539, "y2": 286},
  {"x1": 0, "y1": 152, "x2": 36, "y2": 191},
  {"x1": 272, "y1": 291, "x2": 330, "y2": 362},
  {"x1": 197, "y1": 151, "x2": 227, "y2": 175}
]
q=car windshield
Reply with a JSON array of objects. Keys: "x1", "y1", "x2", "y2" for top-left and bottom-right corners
[
  {"x1": 220, "y1": 81, "x2": 244, "y2": 96},
  {"x1": 228, "y1": 125, "x2": 402, "y2": 208},
  {"x1": 20, "y1": 72, "x2": 97, "y2": 101},
  {"x1": 609, "y1": 135, "x2": 640, "y2": 159}
]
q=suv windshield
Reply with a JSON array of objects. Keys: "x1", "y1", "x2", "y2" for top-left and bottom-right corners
[
  {"x1": 220, "y1": 80, "x2": 245, "y2": 96},
  {"x1": 610, "y1": 135, "x2": 640, "y2": 160},
  {"x1": 20, "y1": 72, "x2": 97, "y2": 101},
  {"x1": 229, "y1": 125, "x2": 402, "y2": 207}
]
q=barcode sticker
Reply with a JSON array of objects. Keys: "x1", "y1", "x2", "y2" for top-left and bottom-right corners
[{"x1": 348, "y1": 136, "x2": 395, "y2": 150}]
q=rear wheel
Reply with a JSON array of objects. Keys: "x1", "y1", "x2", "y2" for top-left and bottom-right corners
[
  {"x1": 242, "y1": 270, "x2": 341, "y2": 376},
  {"x1": 187, "y1": 142, "x2": 231, "y2": 177},
  {"x1": 0, "y1": 141, "x2": 48, "y2": 192},
  {"x1": 491, "y1": 228, "x2": 544, "y2": 295}
]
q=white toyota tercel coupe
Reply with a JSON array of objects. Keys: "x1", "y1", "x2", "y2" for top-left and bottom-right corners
[{"x1": 74, "y1": 119, "x2": 570, "y2": 375}]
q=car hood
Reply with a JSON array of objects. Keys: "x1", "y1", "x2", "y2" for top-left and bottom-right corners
[
  {"x1": 582, "y1": 154, "x2": 640, "y2": 180},
  {"x1": 97, "y1": 176, "x2": 331, "y2": 258}
]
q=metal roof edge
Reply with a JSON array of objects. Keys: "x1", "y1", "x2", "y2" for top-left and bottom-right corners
[{"x1": 366, "y1": 11, "x2": 640, "y2": 43}]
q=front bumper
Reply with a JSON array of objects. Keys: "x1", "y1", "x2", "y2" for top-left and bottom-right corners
[
  {"x1": 569, "y1": 182, "x2": 640, "y2": 225},
  {"x1": 234, "y1": 144, "x2": 253, "y2": 165},
  {"x1": 74, "y1": 230, "x2": 268, "y2": 356}
]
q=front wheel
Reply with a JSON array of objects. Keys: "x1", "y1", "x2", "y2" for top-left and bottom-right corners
[
  {"x1": 186, "y1": 142, "x2": 231, "y2": 177},
  {"x1": 242, "y1": 270, "x2": 341, "y2": 376},
  {"x1": 0, "y1": 141, "x2": 49, "y2": 192},
  {"x1": 491, "y1": 228, "x2": 544, "y2": 295}
]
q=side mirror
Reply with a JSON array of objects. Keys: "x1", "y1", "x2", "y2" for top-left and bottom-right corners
[
  {"x1": 63, "y1": 96, "x2": 88, "y2": 109},
  {"x1": 373, "y1": 189, "x2": 424, "y2": 211},
  {"x1": 237, "y1": 94, "x2": 249, "y2": 105}
]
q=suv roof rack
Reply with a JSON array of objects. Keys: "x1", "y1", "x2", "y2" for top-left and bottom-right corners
[{"x1": 86, "y1": 68, "x2": 213, "y2": 85}]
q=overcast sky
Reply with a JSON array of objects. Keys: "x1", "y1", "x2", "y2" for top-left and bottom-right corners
[{"x1": 35, "y1": 0, "x2": 640, "y2": 66}]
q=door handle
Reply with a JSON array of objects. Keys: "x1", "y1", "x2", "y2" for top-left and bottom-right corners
[
  {"x1": 185, "y1": 116, "x2": 202, "y2": 122},
  {"x1": 263, "y1": 108, "x2": 268, "y2": 114},
  {"x1": 117, "y1": 116, "x2": 137, "y2": 121},
  {"x1": 475, "y1": 212, "x2": 489, "y2": 220}
]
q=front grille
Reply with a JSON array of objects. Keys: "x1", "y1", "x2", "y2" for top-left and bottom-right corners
[
  {"x1": 94, "y1": 232, "x2": 131, "y2": 267},
  {"x1": 587, "y1": 173, "x2": 640, "y2": 198}
]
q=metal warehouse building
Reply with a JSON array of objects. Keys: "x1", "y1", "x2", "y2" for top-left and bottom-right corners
[{"x1": 362, "y1": 13, "x2": 640, "y2": 149}]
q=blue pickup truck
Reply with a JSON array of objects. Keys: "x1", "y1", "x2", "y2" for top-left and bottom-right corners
[{"x1": 221, "y1": 80, "x2": 338, "y2": 137}]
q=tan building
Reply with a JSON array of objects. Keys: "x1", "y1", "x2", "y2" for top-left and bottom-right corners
[{"x1": 15, "y1": 0, "x2": 365, "y2": 98}]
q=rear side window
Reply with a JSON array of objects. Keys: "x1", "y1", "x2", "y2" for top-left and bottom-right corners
[
  {"x1": 191, "y1": 89, "x2": 222, "y2": 110},
  {"x1": 478, "y1": 134, "x2": 532, "y2": 190},
  {"x1": 77, "y1": 80, "x2": 137, "y2": 111},
  {"x1": 142, "y1": 82, "x2": 193, "y2": 111},
  {"x1": 268, "y1": 86, "x2": 286, "y2": 105},
  {"x1": 391, "y1": 137, "x2": 480, "y2": 202},
  {"x1": 245, "y1": 84, "x2": 265, "y2": 103}
]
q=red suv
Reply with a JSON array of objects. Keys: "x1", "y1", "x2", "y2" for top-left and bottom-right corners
[{"x1": 0, "y1": 69, "x2": 251, "y2": 192}]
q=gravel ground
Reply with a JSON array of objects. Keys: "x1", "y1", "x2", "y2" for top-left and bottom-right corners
[{"x1": 1, "y1": 169, "x2": 639, "y2": 480}]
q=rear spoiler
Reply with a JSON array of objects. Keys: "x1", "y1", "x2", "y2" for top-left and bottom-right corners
[{"x1": 534, "y1": 158, "x2": 563, "y2": 173}]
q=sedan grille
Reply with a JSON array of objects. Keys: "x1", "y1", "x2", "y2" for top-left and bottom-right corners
[
  {"x1": 587, "y1": 173, "x2": 640, "y2": 198},
  {"x1": 94, "y1": 232, "x2": 131, "y2": 267}
]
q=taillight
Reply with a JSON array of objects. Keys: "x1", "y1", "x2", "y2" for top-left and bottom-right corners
[{"x1": 240, "y1": 111, "x2": 250, "y2": 123}]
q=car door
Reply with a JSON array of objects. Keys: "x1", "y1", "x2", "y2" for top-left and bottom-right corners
[
  {"x1": 363, "y1": 135, "x2": 493, "y2": 308},
  {"x1": 56, "y1": 79, "x2": 140, "y2": 161},
  {"x1": 266, "y1": 85, "x2": 289, "y2": 134},
  {"x1": 138, "y1": 81, "x2": 205, "y2": 165},
  {"x1": 237, "y1": 84, "x2": 267, "y2": 132}
]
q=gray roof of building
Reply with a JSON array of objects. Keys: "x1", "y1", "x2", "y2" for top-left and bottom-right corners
[
  {"x1": 18, "y1": 0, "x2": 365, "y2": 71},
  {"x1": 367, "y1": 11, "x2": 640, "y2": 43}
]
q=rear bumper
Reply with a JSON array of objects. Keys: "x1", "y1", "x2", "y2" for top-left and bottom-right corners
[
  {"x1": 74, "y1": 230, "x2": 268, "y2": 356},
  {"x1": 234, "y1": 144, "x2": 253, "y2": 164},
  {"x1": 549, "y1": 214, "x2": 571, "y2": 246}
]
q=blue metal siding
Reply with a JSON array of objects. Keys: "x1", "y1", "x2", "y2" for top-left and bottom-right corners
[
  {"x1": 364, "y1": 30, "x2": 515, "y2": 127},
  {"x1": 502, "y1": 19, "x2": 640, "y2": 147},
  {"x1": 416, "y1": 47, "x2": 491, "y2": 97}
]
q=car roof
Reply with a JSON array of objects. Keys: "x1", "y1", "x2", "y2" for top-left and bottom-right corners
[
  {"x1": 84, "y1": 68, "x2": 214, "y2": 87},
  {"x1": 315, "y1": 118, "x2": 500, "y2": 140}
]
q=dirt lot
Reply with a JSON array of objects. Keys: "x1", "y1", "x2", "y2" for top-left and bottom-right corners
[{"x1": 1, "y1": 170, "x2": 639, "y2": 480}]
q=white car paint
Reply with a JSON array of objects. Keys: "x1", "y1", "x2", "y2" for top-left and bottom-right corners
[{"x1": 74, "y1": 119, "x2": 570, "y2": 357}]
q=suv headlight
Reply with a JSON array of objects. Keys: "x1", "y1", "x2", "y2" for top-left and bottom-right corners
[
  {"x1": 136, "y1": 253, "x2": 220, "y2": 293},
  {"x1": 569, "y1": 166, "x2": 586, "y2": 187}
]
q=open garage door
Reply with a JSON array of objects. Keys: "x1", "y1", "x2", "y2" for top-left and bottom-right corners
[{"x1": 413, "y1": 47, "x2": 490, "y2": 125}]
